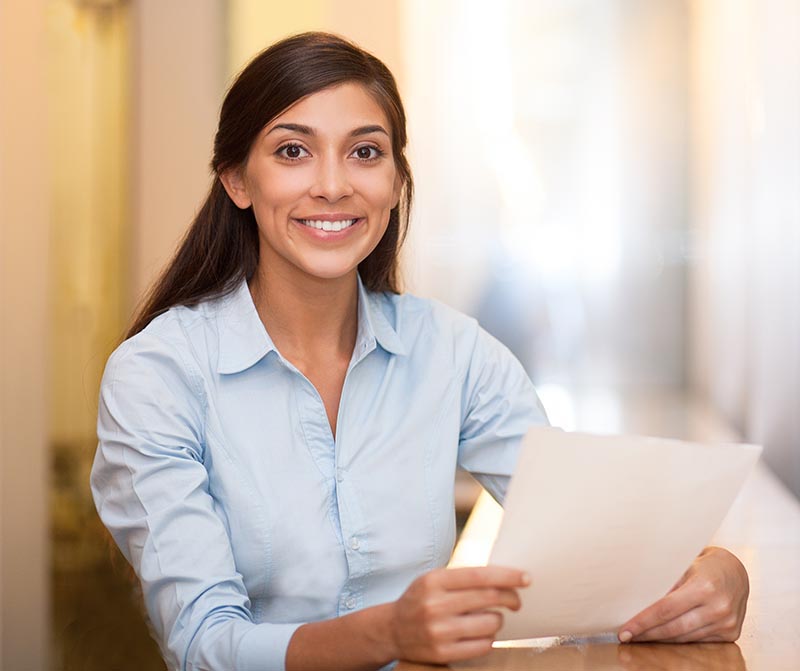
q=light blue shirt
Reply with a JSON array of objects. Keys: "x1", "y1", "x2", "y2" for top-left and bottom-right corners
[{"x1": 91, "y1": 276, "x2": 548, "y2": 671}]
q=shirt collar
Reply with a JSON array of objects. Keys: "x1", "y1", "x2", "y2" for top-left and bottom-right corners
[
  {"x1": 215, "y1": 279, "x2": 276, "y2": 374},
  {"x1": 216, "y1": 275, "x2": 406, "y2": 375},
  {"x1": 355, "y1": 273, "x2": 407, "y2": 358}
]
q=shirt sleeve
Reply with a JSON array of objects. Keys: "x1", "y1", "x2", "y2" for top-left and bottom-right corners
[
  {"x1": 457, "y1": 322, "x2": 549, "y2": 505},
  {"x1": 90, "y1": 329, "x2": 302, "y2": 671}
]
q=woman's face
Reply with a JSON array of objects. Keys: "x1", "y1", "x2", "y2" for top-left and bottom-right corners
[{"x1": 223, "y1": 82, "x2": 403, "y2": 285}]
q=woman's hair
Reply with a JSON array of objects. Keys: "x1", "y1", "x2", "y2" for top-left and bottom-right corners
[{"x1": 126, "y1": 31, "x2": 414, "y2": 338}]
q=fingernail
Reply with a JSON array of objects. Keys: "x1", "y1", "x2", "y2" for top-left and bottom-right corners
[
  {"x1": 521, "y1": 573, "x2": 531, "y2": 586},
  {"x1": 619, "y1": 630, "x2": 633, "y2": 643}
]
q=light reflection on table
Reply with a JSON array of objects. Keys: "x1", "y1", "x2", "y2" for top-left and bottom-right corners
[{"x1": 444, "y1": 639, "x2": 745, "y2": 671}]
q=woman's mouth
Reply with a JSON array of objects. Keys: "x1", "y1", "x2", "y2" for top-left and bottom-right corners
[{"x1": 296, "y1": 218, "x2": 361, "y2": 232}]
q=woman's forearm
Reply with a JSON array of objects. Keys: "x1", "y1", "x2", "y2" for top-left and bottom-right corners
[
  {"x1": 285, "y1": 602, "x2": 398, "y2": 671},
  {"x1": 284, "y1": 566, "x2": 527, "y2": 669}
]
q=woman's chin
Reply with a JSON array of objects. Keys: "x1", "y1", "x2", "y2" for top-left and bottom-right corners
[{"x1": 296, "y1": 260, "x2": 363, "y2": 283}]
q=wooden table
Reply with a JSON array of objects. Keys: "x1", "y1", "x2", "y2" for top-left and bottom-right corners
[{"x1": 397, "y1": 390, "x2": 800, "y2": 671}]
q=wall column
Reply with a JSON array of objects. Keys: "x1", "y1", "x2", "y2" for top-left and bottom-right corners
[
  {"x1": 0, "y1": 0, "x2": 50, "y2": 668},
  {"x1": 130, "y1": 0, "x2": 226, "y2": 306}
]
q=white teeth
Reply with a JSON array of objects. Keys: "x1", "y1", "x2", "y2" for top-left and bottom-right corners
[{"x1": 299, "y1": 218, "x2": 357, "y2": 231}]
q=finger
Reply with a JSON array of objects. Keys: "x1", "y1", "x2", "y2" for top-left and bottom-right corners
[
  {"x1": 660, "y1": 618, "x2": 742, "y2": 643},
  {"x1": 431, "y1": 638, "x2": 494, "y2": 663},
  {"x1": 433, "y1": 612, "x2": 504, "y2": 641},
  {"x1": 631, "y1": 601, "x2": 741, "y2": 643},
  {"x1": 438, "y1": 587, "x2": 522, "y2": 614},
  {"x1": 630, "y1": 605, "x2": 707, "y2": 641},
  {"x1": 619, "y1": 582, "x2": 705, "y2": 641},
  {"x1": 668, "y1": 627, "x2": 730, "y2": 643},
  {"x1": 438, "y1": 566, "x2": 530, "y2": 590}
]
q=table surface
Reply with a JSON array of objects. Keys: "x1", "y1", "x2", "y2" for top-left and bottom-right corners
[{"x1": 396, "y1": 389, "x2": 800, "y2": 671}]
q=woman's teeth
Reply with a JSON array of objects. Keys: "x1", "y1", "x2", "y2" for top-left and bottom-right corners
[{"x1": 299, "y1": 218, "x2": 358, "y2": 232}]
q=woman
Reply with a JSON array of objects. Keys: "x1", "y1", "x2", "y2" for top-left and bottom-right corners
[{"x1": 91, "y1": 32, "x2": 749, "y2": 671}]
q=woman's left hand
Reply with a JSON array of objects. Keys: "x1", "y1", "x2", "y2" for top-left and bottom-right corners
[{"x1": 618, "y1": 546, "x2": 749, "y2": 643}]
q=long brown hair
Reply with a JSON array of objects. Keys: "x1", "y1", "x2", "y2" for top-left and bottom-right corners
[{"x1": 126, "y1": 32, "x2": 414, "y2": 338}]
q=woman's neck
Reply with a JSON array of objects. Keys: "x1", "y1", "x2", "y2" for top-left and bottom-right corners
[{"x1": 248, "y1": 262, "x2": 359, "y2": 363}]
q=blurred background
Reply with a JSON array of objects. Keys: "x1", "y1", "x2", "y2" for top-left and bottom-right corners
[{"x1": 0, "y1": 0, "x2": 797, "y2": 669}]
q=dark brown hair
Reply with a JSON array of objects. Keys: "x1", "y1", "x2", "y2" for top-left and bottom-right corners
[{"x1": 126, "y1": 31, "x2": 414, "y2": 338}]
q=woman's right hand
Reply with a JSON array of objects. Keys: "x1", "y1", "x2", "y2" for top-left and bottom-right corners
[{"x1": 388, "y1": 566, "x2": 529, "y2": 664}]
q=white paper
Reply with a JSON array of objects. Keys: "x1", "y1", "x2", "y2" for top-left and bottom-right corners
[{"x1": 489, "y1": 426, "x2": 761, "y2": 640}]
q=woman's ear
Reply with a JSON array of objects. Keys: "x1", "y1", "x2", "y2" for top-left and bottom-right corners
[
  {"x1": 219, "y1": 167, "x2": 252, "y2": 209},
  {"x1": 391, "y1": 173, "x2": 403, "y2": 209}
]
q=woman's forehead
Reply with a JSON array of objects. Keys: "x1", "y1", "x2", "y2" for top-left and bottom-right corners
[{"x1": 264, "y1": 83, "x2": 392, "y2": 138}]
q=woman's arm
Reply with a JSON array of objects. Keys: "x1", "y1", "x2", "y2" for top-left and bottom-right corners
[
  {"x1": 286, "y1": 567, "x2": 528, "y2": 671},
  {"x1": 456, "y1": 320, "x2": 549, "y2": 504},
  {"x1": 452, "y1": 321, "x2": 750, "y2": 645},
  {"x1": 93, "y1": 329, "x2": 303, "y2": 670},
  {"x1": 617, "y1": 546, "x2": 749, "y2": 643}
]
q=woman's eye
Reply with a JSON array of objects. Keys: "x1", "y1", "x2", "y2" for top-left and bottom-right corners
[
  {"x1": 276, "y1": 143, "x2": 309, "y2": 161},
  {"x1": 353, "y1": 145, "x2": 384, "y2": 161}
]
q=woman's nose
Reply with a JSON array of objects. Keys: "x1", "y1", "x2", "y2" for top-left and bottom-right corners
[{"x1": 309, "y1": 155, "x2": 354, "y2": 202}]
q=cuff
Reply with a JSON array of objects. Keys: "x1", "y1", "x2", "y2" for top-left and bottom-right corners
[{"x1": 236, "y1": 621, "x2": 305, "y2": 671}]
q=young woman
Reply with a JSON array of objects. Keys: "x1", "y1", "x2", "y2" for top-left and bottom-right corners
[{"x1": 91, "y1": 32, "x2": 749, "y2": 671}]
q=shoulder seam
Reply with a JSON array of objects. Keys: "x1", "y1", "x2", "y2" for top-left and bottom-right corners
[{"x1": 112, "y1": 312, "x2": 210, "y2": 450}]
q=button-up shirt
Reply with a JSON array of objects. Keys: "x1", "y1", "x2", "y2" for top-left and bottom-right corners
[{"x1": 91, "y1": 276, "x2": 548, "y2": 671}]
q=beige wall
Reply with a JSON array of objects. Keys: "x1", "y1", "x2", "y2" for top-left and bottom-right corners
[
  {"x1": 47, "y1": 0, "x2": 130, "y2": 478},
  {"x1": 227, "y1": 0, "x2": 326, "y2": 76},
  {"x1": 0, "y1": 0, "x2": 50, "y2": 667},
  {"x1": 227, "y1": 0, "x2": 404, "y2": 89},
  {"x1": 130, "y1": 0, "x2": 226, "y2": 307}
]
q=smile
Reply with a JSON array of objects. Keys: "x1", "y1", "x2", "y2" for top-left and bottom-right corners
[{"x1": 297, "y1": 218, "x2": 360, "y2": 232}]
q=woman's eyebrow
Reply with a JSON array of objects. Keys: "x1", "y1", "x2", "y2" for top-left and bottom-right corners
[
  {"x1": 266, "y1": 123, "x2": 315, "y2": 136},
  {"x1": 266, "y1": 123, "x2": 389, "y2": 137},
  {"x1": 349, "y1": 124, "x2": 389, "y2": 137}
]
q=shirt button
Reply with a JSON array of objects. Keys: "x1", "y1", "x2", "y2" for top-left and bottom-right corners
[
  {"x1": 344, "y1": 597, "x2": 356, "y2": 609},
  {"x1": 350, "y1": 537, "x2": 360, "y2": 550},
  {"x1": 336, "y1": 470, "x2": 344, "y2": 483}
]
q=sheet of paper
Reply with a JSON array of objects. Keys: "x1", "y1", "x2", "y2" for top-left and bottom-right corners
[{"x1": 489, "y1": 426, "x2": 761, "y2": 640}]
